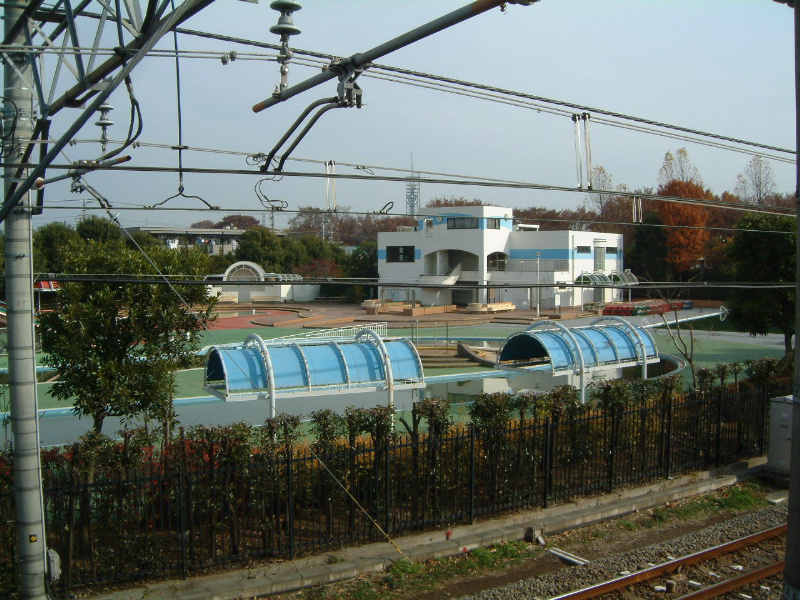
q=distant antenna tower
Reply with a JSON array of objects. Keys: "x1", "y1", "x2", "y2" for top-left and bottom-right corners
[
  {"x1": 325, "y1": 160, "x2": 337, "y2": 242},
  {"x1": 405, "y1": 155, "x2": 420, "y2": 216}
]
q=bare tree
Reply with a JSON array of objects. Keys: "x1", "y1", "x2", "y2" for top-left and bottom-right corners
[
  {"x1": 734, "y1": 155, "x2": 776, "y2": 205},
  {"x1": 585, "y1": 165, "x2": 629, "y2": 221},
  {"x1": 658, "y1": 147, "x2": 703, "y2": 188},
  {"x1": 659, "y1": 302, "x2": 698, "y2": 388},
  {"x1": 426, "y1": 196, "x2": 484, "y2": 207}
]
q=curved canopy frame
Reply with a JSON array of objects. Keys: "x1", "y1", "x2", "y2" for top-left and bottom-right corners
[
  {"x1": 223, "y1": 261, "x2": 266, "y2": 282},
  {"x1": 204, "y1": 331, "x2": 424, "y2": 408},
  {"x1": 609, "y1": 269, "x2": 639, "y2": 285},
  {"x1": 496, "y1": 317, "x2": 659, "y2": 403},
  {"x1": 575, "y1": 271, "x2": 611, "y2": 285}
]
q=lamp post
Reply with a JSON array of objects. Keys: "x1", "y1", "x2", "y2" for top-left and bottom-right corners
[{"x1": 536, "y1": 252, "x2": 541, "y2": 317}]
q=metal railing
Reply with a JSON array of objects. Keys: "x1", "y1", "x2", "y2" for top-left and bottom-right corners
[{"x1": 269, "y1": 322, "x2": 388, "y2": 342}]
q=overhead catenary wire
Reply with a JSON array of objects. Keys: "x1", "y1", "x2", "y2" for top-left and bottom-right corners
[
  {"x1": 13, "y1": 161, "x2": 796, "y2": 218},
  {"x1": 15, "y1": 30, "x2": 794, "y2": 163},
  {"x1": 31, "y1": 274, "x2": 799, "y2": 291},
  {"x1": 36, "y1": 201, "x2": 796, "y2": 238},
  {"x1": 170, "y1": 27, "x2": 796, "y2": 157},
  {"x1": 146, "y1": 10, "x2": 217, "y2": 211},
  {"x1": 61, "y1": 133, "x2": 792, "y2": 202}
]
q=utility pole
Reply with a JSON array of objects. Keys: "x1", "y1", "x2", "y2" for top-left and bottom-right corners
[
  {"x1": 4, "y1": 4, "x2": 48, "y2": 599},
  {"x1": 785, "y1": 0, "x2": 800, "y2": 596}
]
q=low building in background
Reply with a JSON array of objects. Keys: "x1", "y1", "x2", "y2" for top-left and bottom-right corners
[
  {"x1": 125, "y1": 226, "x2": 246, "y2": 254},
  {"x1": 377, "y1": 205, "x2": 635, "y2": 310},
  {"x1": 205, "y1": 261, "x2": 318, "y2": 303}
]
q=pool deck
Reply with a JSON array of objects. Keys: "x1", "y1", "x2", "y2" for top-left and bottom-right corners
[{"x1": 3, "y1": 303, "x2": 787, "y2": 415}]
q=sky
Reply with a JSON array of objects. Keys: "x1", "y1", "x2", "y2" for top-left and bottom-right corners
[{"x1": 28, "y1": 0, "x2": 798, "y2": 231}]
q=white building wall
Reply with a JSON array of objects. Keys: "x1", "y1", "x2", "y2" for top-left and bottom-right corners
[{"x1": 378, "y1": 206, "x2": 625, "y2": 309}]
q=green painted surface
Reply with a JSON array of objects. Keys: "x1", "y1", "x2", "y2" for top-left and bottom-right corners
[
  {"x1": 653, "y1": 334, "x2": 784, "y2": 367},
  {"x1": 14, "y1": 324, "x2": 788, "y2": 412}
]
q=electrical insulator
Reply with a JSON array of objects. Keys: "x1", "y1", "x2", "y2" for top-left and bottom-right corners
[
  {"x1": 269, "y1": 1, "x2": 301, "y2": 38},
  {"x1": 94, "y1": 101, "x2": 114, "y2": 151},
  {"x1": 269, "y1": 1, "x2": 301, "y2": 93}
]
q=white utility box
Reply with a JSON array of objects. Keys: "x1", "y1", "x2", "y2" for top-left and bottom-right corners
[{"x1": 768, "y1": 396, "x2": 793, "y2": 476}]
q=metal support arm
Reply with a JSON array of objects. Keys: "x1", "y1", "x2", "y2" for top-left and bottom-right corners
[
  {"x1": 275, "y1": 102, "x2": 343, "y2": 171},
  {"x1": 262, "y1": 96, "x2": 338, "y2": 170},
  {"x1": 253, "y1": 0, "x2": 538, "y2": 113}
]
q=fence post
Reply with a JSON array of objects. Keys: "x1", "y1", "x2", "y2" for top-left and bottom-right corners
[
  {"x1": 286, "y1": 451, "x2": 295, "y2": 560},
  {"x1": 702, "y1": 391, "x2": 713, "y2": 470},
  {"x1": 607, "y1": 407, "x2": 617, "y2": 494},
  {"x1": 665, "y1": 395, "x2": 673, "y2": 480},
  {"x1": 178, "y1": 469, "x2": 187, "y2": 580},
  {"x1": 384, "y1": 439, "x2": 391, "y2": 535},
  {"x1": 469, "y1": 428, "x2": 475, "y2": 525},
  {"x1": 758, "y1": 384, "x2": 767, "y2": 455},
  {"x1": 715, "y1": 389, "x2": 723, "y2": 467},
  {"x1": 543, "y1": 417, "x2": 552, "y2": 509}
]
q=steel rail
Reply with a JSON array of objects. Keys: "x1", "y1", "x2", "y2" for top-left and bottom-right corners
[
  {"x1": 548, "y1": 523, "x2": 787, "y2": 600},
  {"x1": 675, "y1": 560, "x2": 784, "y2": 600}
]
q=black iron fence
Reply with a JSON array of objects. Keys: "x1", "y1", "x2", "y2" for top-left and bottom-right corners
[{"x1": 0, "y1": 379, "x2": 788, "y2": 598}]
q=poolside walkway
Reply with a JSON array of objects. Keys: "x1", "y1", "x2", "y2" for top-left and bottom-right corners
[{"x1": 210, "y1": 302, "x2": 727, "y2": 331}]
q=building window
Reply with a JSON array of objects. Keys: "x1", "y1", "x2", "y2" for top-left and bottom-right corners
[
  {"x1": 576, "y1": 246, "x2": 591, "y2": 254},
  {"x1": 606, "y1": 246, "x2": 618, "y2": 255},
  {"x1": 386, "y1": 246, "x2": 415, "y2": 262},
  {"x1": 447, "y1": 217, "x2": 479, "y2": 229},
  {"x1": 486, "y1": 218, "x2": 500, "y2": 229},
  {"x1": 487, "y1": 252, "x2": 507, "y2": 271},
  {"x1": 594, "y1": 247, "x2": 606, "y2": 271}
]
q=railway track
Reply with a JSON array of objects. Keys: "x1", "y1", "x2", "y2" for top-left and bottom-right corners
[{"x1": 549, "y1": 524, "x2": 786, "y2": 600}]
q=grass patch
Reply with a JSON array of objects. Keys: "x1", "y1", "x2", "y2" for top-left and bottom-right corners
[
  {"x1": 274, "y1": 540, "x2": 543, "y2": 600},
  {"x1": 619, "y1": 482, "x2": 769, "y2": 531}
]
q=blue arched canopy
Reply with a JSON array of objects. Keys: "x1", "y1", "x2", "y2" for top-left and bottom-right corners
[
  {"x1": 496, "y1": 318, "x2": 658, "y2": 375},
  {"x1": 205, "y1": 332, "x2": 424, "y2": 414},
  {"x1": 496, "y1": 318, "x2": 658, "y2": 403}
]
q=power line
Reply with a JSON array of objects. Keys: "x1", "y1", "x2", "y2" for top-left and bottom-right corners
[
  {"x1": 20, "y1": 161, "x2": 797, "y2": 218},
  {"x1": 173, "y1": 28, "x2": 796, "y2": 158},
  {"x1": 27, "y1": 26, "x2": 791, "y2": 162},
  {"x1": 30, "y1": 274, "x2": 798, "y2": 291},
  {"x1": 361, "y1": 70, "x2": 795, "y2": 164},
  {"x1": 37, "y1": 202, "x2": 796, "y2": 237}
]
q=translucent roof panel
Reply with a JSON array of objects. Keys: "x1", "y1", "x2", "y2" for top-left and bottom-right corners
[
  {"x1": 269, "y1": 345, "x2": 309, "y2": 390},
  {"x1": 303, "y1": 344, "x2": 347, "y2": 387},
  {"x1": 204, "y1": 333, "x2": 424, "y2": 402},
  {"x1": 610, "y1": 270, "x2": 638, "y2": 284},
  {"x1": 601, "y1": 326, "x2": 636, "y2": 360},
  {"x1": 205, "y1": 347, "x2": 267, "y2": 393},
  {"x1": 385, "y1": 340, "x2": 424, "y2": 380},
  {"x1": 498, "y1": 330, "x2": 574, "y2": 371},
  {"x1": 572, "y1": 329, "x2": 609, "y2": 363},
  {"x1": 340, "y1": 343, "x2": 385, "y2": 383},
  {"x1": 575, "y1": 272, "x2": 610, "y2": 285}
]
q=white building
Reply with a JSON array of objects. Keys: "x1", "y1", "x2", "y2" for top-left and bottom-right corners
[
  {"x1": 206, "y1": 261, "x2": 319, "y2": 303},
  {"x1": 125, "y1": 226, "x2": 245, "y2": 254},
  {"x1": 377, "y1": 205, "x2": 632, "y2": 310}
]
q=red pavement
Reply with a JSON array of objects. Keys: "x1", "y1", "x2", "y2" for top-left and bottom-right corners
[{"x1": 207, "y1": 310, "x2": 293, "y2": 330}]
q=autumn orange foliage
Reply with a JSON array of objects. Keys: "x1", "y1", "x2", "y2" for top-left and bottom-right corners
[{"x1": 655, "y1": 179, "x2": 713, "y2": 274}]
